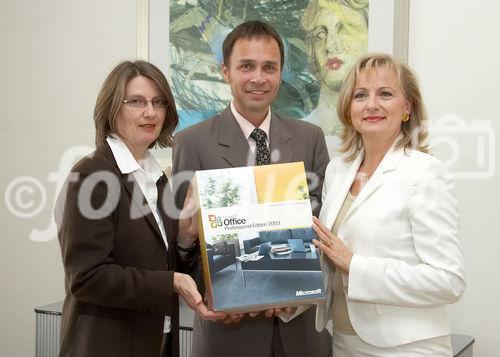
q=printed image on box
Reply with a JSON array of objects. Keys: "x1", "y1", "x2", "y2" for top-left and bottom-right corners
[{"x1": 194, "y1": 162, "x2": 325, "y2": 313}]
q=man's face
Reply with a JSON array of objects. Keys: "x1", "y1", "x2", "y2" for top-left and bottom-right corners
[{"x1": 222, "y1": 37, "x2": 282, "y2": 123}]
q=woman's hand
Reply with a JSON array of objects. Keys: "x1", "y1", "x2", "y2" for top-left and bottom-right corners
[
  {"x1": 312, "y1": 216, "x2": 353, "y2": 274},
  {"x1": 173, "y1": 273, "x2": 226, "y2": 320}
]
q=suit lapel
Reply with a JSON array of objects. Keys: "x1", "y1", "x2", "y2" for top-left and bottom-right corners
[
  {"x1": 97, "y1": 143, "x2": 166, "y2": 250},
  {"x1": 216, "y1": 108, "x2": 295, "y2": 166},
  {"x1": 343, "y1": 145, "x2": 406, "y2": 223},
  {"x1": 322, "y1": 153, "x2": 363, "y2": 230},
  {"x1": 216, "y1": 107, "x2": 254, "y2": 167},
  {"x1": 157, "y1": 174, "x2": 178, "y2": 264},
  {"x1": 121, "y1": 174, "x2": 165, "y2": 248},
  {"x1": 269, "y1": 114, "x2": 295, "y2": 164}
]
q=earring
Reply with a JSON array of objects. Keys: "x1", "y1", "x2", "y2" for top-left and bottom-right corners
[{"x1": 402, "y1": 112, "x2": 410, "y2": 122}]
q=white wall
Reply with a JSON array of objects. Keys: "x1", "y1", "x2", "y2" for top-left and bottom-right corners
[
  {"x1": 0, "y1": 1, "x2": 138, "y2": 356},
  {"x1": 409, "y1": 1, "x2": 500, "y2": 356},
  {"x1": 0, "y1": 1, "x2": 499, "y2": 356}
]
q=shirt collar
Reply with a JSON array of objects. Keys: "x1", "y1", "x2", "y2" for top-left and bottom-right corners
[
  {"x1": 106, "y1": 134, "x2": 163, "y2": 182},
  {"x1": 230, "y1": 101, "x2": 271, "y2": 140}
]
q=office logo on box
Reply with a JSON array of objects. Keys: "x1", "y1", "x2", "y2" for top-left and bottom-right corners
[{"x1": 208, "y1": 214, "x2": 223, "y2": 228}]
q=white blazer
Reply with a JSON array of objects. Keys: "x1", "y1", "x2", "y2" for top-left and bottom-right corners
[{"x1": 315, "y1": 144, "x2": 466, "y2": 348}]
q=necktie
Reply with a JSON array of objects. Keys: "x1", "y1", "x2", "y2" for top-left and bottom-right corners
[{"x1": 250, "y1": 128, "x2": 270, "y2": 165}]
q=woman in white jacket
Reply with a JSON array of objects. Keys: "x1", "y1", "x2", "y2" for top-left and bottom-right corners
[{"x1": 312, "y1": 53, "x2": 466, "y2": 356}]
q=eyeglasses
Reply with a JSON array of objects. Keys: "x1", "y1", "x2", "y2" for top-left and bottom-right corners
[{"x1": 122, "y1": 96, "x2": 168, "y2": 110}]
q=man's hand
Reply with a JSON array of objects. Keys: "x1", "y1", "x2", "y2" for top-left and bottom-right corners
[
  {"x1": 222, "y1": 313, "x2": 246, "y2": 324},
  {"x1": 218, "y1": 307, "x2": 297, "y2": 324},
  {"x1": 215, "y1": 306, "x2": 298, "y2": 324},
  {"x1": 265, "y1": 307, "x2": 297, "y2": 317},
  {"x1": 173, "y1": 273, "x2": 226, "y2": 320},
  {"x1": 178, "y1": 183, "x2": 198, "y2": 248}
]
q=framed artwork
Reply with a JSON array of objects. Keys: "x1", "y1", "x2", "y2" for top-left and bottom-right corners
[{"x1": 140, "y1": 0, "x2": 409, "y2": 150}]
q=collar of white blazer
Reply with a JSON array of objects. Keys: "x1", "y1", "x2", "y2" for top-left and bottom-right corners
[{"x1": 322, "y1": 136, "x2": 405, "y2": 233}]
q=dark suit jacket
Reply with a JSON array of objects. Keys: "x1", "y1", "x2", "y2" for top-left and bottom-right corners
[
  {"x1": 55, "y1": 143, "x2": 184, "y2": 357},
  {"x1": 172, "y1": 107, "x2": 332, "y2": 357}
]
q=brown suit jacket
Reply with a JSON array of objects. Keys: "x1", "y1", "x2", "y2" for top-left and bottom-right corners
[
  {"x1": 172, "y1": 107, "x2": 332, "y2": 357},
  {"x1": 55, "y1": 143, "x2": 184, "y2": 357}
]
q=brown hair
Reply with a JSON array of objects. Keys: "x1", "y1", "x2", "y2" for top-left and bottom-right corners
[
  {"x1": 337, "y1": 53, "x2": 429, "y2": 161},
  {"x1": 222, "y1": 20, "x2": 285, "y2": 70},
  {"x1": 93, "y1": 60, "x2": 178, "y2": 148}
]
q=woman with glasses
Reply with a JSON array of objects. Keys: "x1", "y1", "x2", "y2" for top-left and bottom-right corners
[{"x1": 55, "y1": 60, "x2": 224, "y2": 357}]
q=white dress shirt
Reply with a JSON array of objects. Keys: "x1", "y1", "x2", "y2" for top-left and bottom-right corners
[
  {"x1": 230, "y1": 101, "x2": 271, "y2": 152},
  {"x1": 106, "y1": 134, "x2": 171, "y2": 333}
]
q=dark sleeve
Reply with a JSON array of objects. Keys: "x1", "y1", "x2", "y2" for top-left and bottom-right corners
[
  {"x1": 308, "y1": 127, "x2": 330, "y2": 216},
  {"x1": 175, "y1": 246, "x2": 200, "y2": 274},
  {"x1": 55, "y1": 164, "x2": 175, "y2": 316},
  {"x1": 171, "y1": 132, "x2": 204, "y2": 284},
  {"x1": 171, "y1": 131, "x2": 202, "y2": 212}
]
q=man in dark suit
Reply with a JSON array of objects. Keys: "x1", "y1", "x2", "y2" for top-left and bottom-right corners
[{"x1": 172, "y1": 21, "x2": 331, "y2": 357}]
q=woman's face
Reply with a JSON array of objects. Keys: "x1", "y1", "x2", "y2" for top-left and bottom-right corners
[
  {"x1": 115, "y1": 75, "x2": 166, "y2": 159},
  {"x1": 312, "y1": 3, "x2": 368, "y2": 92},
  {"x1": 350, "y1": 67, "x2": 411, "y2": 143}
]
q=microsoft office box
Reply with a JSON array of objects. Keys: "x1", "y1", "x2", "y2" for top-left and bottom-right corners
[{"x1": 193, "y1": 162, "x2": 325, "y2": 313}]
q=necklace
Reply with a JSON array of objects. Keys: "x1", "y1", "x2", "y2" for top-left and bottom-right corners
[{"x1": 357, "y1": 170, "x2": 375, "y2": 181}]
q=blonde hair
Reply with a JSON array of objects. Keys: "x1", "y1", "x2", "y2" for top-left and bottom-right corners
[
  {"x1": 337, "y1": 53, "x2": 429, "y2": 161},
  {"x1": 94, "y1": 60, "x2": 178, "y2": 148}
]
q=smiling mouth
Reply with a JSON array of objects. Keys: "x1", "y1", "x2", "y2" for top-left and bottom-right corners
[
  {"x1": 364, "y1": 116, "x2": 385, "y2": 122},
  {"x1": 246, "y1": 90, "x2": 268, "y2": 95},
  {"x1": 326, "y1": 57, "x2": 344, "y2": 70},
  {"x1": 139, "y1": 124, "x2": 156, "y2": 129}
]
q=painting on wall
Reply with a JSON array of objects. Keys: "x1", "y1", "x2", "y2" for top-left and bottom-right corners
[{"x1": 144, "y1": 0, "x2": 408, "y2": 149}]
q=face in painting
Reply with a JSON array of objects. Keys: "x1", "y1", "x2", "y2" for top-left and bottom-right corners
[
  {"x1": 222, "y1": 37, "x2": 282, "y2": 123},
  {"x1": 312, "y1": 2, "x2": 368, "y2": 91},
  {"x1": 350, "y1": 67, "x2": 411, "y2": 143},
  {"x1": 115, "y1": 75, "x2": 166, "y2": 159}
]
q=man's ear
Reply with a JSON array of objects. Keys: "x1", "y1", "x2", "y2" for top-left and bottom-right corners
[{"x1": 221, "y1": 63, "x2": 229, "y2": 83}]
